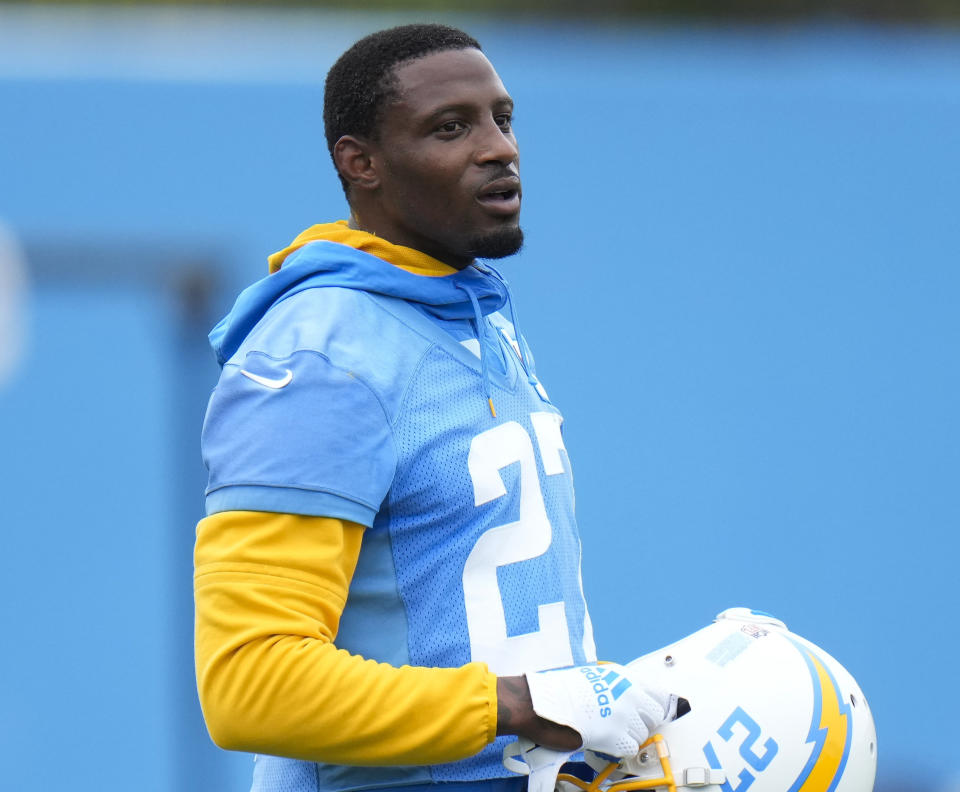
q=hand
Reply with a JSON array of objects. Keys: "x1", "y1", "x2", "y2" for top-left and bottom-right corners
[
  {"x1": 496, "y1": 676, "x2": 582, "y2": 751},
  {"x1": 524, "y1": 663, "x2": 676, "y2": 758}
]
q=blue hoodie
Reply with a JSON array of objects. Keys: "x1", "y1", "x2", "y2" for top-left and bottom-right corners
[{"x1": 200, "y1": 229, "x2": 595, "y2": 791}]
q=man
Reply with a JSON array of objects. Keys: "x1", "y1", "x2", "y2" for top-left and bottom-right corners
[{"x1": 196, "y1": 23, "x2": 674, "y2": 792}]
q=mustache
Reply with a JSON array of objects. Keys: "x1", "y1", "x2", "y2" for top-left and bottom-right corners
[{"x1": 480, "y1": 167, "x2": 520, "y2": 188}]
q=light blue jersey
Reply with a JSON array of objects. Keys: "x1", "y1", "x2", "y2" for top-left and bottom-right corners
[{"x1": 202, "y1": 240, "x2": 597, "y2": 792}]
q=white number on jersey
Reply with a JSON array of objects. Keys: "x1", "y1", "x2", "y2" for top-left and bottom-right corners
[{"x1": 462, "y1": 413, "x2": 588, "y2": 675}]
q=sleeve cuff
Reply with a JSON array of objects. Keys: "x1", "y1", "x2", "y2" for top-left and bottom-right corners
[
  {"x1": 205, "y1": 484, "x2": 378, "y2": 527},
  {"x1": 484, "y1": 666, "x2": 499, "y2": 745}
]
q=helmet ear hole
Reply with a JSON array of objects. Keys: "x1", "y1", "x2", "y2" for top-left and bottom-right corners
[
  {"x1": 676, "y1": 697, "x2": 692, "y2": 719},
  {"x1": 850, "y1": 694, "x2": 858, "y2": 708}
]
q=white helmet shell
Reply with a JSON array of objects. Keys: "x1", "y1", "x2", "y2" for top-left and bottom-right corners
[{"x1": 563, "y1": 608, "x2": 877, "y2": 792}]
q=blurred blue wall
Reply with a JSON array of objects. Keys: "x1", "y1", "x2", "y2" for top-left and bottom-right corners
[{"x1": 1, "y1": 6, "x2": 957, "y2": 791}]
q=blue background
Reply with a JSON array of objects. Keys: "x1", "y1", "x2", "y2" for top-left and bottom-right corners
[{"x1": 0, "y1": 6, "x2": 957, "y2": 791}]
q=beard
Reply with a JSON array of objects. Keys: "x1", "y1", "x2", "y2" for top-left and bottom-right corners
[{"x1": 464, "y1": 225, "x2": 524, "y2": 260}]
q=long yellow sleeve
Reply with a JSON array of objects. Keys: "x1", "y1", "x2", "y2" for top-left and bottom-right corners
[{"x1": 194, "y1": 510, "x2": 498, "y2": 765}]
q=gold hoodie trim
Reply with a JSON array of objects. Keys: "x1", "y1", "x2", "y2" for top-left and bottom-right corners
[{"x1": 268, "y1": 220, "x2": 459, "y2": 277}]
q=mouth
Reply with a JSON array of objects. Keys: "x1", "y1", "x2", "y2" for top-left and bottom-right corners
[{"x1": 476, "y1": 176, "x2": 522, "y2": 216}]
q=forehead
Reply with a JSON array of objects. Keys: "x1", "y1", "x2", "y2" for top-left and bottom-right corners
[{"x1": 386, "y1": 48, "x2": 511, "y2": 120}]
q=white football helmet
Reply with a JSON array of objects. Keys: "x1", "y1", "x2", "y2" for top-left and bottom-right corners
[{"x1": 556, "y1": 608, "x2": 877, "y2": 792}]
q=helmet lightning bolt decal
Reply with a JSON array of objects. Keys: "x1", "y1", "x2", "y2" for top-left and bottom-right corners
[{"x1": 787, "y1": 639, "x2": 852, "y2": 792}]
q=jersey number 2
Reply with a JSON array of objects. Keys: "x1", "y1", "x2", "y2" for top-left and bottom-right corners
[{"x1": 462, "y1": 413, "x2": 579, "y2": 675}]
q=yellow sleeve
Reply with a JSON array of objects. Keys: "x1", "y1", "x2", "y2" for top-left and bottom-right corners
[{"x1": 194, "y1": 510, "x2": 499, "y2": 765}]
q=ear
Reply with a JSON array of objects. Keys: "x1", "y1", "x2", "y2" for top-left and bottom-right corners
[{"x1": 333, "y1": 135, "x2": 379, "y2": 191}]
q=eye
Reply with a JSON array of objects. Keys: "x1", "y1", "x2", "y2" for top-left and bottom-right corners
[
  {"x1": 436, "y1": 120, "x2": 467, "y2": 136},
  {"x1": 495, "y1": 113, "x2": 513, "y2": 132}
]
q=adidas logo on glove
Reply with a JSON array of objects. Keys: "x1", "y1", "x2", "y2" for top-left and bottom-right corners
[
  {"x1": 526, "y1": 662, "x2": 677, "y2": 758},
  {"x1": 578, "y1": 666, "x2": 634, "y2": 717}
]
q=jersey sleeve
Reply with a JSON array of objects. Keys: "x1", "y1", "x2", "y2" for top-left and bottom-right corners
[
  {"x1": 201, "y1": 349, "x2": 397, "y2": 526},
  {"x1": 194, "y1": 510, "x2": 498, "y2": 765}
]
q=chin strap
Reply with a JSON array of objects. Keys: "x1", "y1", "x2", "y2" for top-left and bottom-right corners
[
  {"x1": 503, "y1": 739, "x2": 576, "y2": 792},
  {"x1": 560, "y1": 735, "x2": 726, "y2": 792},
  {"x1": 505, "y1": 735, "x2": 726, "y2": 792}
]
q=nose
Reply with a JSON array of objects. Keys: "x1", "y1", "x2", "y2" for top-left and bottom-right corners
[{"x1": 474, "y1": 119, "x2": 518, "y2": 166}]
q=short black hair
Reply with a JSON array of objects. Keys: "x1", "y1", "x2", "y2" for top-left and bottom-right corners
[{"x1": 323, "y1": 23, "x2": 482, "y2": 192}]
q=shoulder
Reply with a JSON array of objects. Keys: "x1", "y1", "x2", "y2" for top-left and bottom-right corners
[
  {"x1": 224, "y1": 286, "x2": 434, "y2": 416},
  {"x1": 246, "y1": 287, "x2": 423, "y2": 353}
]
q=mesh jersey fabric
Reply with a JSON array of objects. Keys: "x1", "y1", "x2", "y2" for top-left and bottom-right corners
[
  {"x1": 202, "y1": 271, "x2": 597, "y2": 791},
  {"x1": 252, "y1": 756, "x2": 528, "y2": 792}
]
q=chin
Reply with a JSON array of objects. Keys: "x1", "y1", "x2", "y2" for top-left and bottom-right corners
[{"x1": 465, "y1": 225, "x2": 524, "y2": 260}]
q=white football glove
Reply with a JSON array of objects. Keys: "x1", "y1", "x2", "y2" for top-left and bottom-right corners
[
  {"x1": 503, "y1": 739, "x2": 576, "y2": 792},
  {"x1": 525, "y1": 662, "x2": 677, "y2": 759}
]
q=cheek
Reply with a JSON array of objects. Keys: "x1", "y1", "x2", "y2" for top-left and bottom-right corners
[
  {"x1": 378, "y1": 147, "x2": 474, "y2": 230},
  {"x1": 396, "y1": 168, "x2": 468, "y2": 221},
  {"x1": 391, "y1": 150, "x2": 464, "y2": 193}
]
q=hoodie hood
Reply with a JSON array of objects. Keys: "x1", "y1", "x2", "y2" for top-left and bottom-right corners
[{"x1": 210, "y1": 222, "x2": 513, "y2": 366}]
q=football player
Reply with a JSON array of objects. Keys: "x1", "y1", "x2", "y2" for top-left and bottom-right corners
[{"x1": 195, "y1": 24, "x2": 675, "y2": 792}]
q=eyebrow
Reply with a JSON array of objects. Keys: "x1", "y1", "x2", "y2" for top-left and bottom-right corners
[{"x1": 420, "y1": 96, "x2": 514, "y2": 125}]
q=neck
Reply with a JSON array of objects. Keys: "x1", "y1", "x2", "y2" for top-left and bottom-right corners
[{"x1": 347, "y1": 209, "x2": 474, "y2": 271}]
